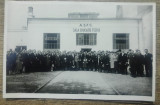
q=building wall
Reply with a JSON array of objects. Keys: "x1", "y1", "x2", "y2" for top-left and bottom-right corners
[
  {"x1": 142, "y1": 12, "x2": 153, "y2": 53},
  {"x1": 23, "y1": 19, "x2": 140, "y2": 52},
  {"x1": 7, "y1": 31, "x2": 28, "y2": 51}
]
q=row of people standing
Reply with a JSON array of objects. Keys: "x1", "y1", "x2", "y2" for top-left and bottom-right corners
[
  {"x1": 7, "y1": 50, "x2": 111, "y2": 73},
  {"x1": 128, "y1": 49, "x2": 152, "y2": 77},
  {"x1": 6, "y1": 49, "x2": 152, "y2": 77}
]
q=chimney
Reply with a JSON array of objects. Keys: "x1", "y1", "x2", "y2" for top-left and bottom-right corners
[
  {"x1": 116, "y1": 5, "x2": 123, "y2": 18},
  {"x1": 28, "y1": 7, "x2": 34, "y2": 18}
]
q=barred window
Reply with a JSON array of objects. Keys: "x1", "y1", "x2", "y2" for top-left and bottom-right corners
[
  {"x1": 113, "y1": 33, "x2": 129, "y2": 49},
  {"x1": 44, "y1": 33, "x2": 60, "y2": 49},
  {"x1": 76, "y1": 33, "x2": 97, "y2": 45}
]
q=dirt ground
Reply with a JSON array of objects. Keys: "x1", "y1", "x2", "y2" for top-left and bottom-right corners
[
  {"x1": 6, "y1": 71, "x2": 152, "y2": 96},
  {"x1": 6, "y1": 71, "x2": 62, "y2": 93}
]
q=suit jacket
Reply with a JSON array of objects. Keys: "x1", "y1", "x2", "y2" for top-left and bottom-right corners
[{"x1": 144, "y1": 53, "x2": 152, "y2": 65}]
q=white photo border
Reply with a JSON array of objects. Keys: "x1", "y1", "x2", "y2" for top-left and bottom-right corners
[{"x1": 3, "y1": 1, "x2": 156, "y2": 101}]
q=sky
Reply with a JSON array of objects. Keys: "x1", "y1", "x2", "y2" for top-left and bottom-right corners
[
  {"x1": 6, "y1": 1, "x2": 151, "y2": 30},
  {"x1": 7, "y1": 1, "x2": 116, "y2": 30}
]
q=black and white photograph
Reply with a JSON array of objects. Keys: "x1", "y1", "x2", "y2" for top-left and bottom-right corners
[{"x1": 3, "y1": 1, "x2": 156, "y2": 101}]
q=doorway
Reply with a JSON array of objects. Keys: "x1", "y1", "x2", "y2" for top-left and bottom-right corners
[
  {"x1": 81, "y1": 48, "x2": 92, "y2": 52},
  {"x1": 15, "y1": 46, "x2": 27, "y2": 52}
]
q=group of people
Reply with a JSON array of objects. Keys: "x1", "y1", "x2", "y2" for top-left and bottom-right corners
[{"x1": 6, "y1": 49, "x2": 152, "y2": 77}]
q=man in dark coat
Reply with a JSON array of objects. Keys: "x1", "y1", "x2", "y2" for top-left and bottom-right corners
[
  {"x1": 117, "y1": 50, "x2": 122, "y2": 73},
  {"x1": 120, "y1": 51, "x2": 128, "y2": 74},
  {"x1": 128, "y1": 50, "x2": 136, "y2": 77},
  {"x1": 6, "y1": 51, "x2": 13, "y2": 75},
  {"x1": 55, "y1": 53, "x2": 60, "y2": 70},
  {"x1": 78, "y1": 53, "x2": 83, "y2": 70},
  {"x1": 98, "y1": 53, "x2": 103, "y2": 72},
  {"x1": 90, "y1": 52, "x2": 95, "y2": 71},
  {"x1": 144, "y1": 49, "x2": 152, "y2": 77},
  {"x1": 117, "y1": 50, "x2": 128, "y2": 74},
  {"x1": 45, "y1": 54, "x2": 51, "y2": 71},
  {"x1": 10, "y1": 51, "x2": 17, "y2": 74},
  {"x1": 104, "y1": 52, "x2": 110, "y2": 73},
  {"x1": 50, "y1": 53, "x2": 56, "y2": 71},
  {"x1": 64, "y1": 53, "x2": 68, "y2": 70},
  {"x1": 135, "y1": 50, "x2": 144, "y2": 76},
  {"x1": 60, "y1": 53, "x2": 65, "y2": 70},
  {"x1": 96, "y1": 53, "x2": 101, "y2": 72},
  {"x1": 21, "y1": 50, "x2": 28, "y2": 73},
  {"x1": 86, "y1": 52, "x2": 91, "y2": 71},
  {"x1": 66, "y1": 52, "x2": 74, "y2": 70},
  {"x1": 92, "y1": 52, "x2": 97, "y2": 71},
  {"x1": 82, "y1": 52, "x2": 87, "y2": 70},
  {"x1": 74, "y1": 53, "x2": 79, "y2": 70}
]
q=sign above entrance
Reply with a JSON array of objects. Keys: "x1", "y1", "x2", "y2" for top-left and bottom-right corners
[{"x1": 73, "y1": 23, "x2": 100, "y2": 33}]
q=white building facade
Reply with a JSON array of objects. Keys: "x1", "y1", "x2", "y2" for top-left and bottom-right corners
[{"x1": 7, "y1": 5, "x2": 153, "y2": 53}]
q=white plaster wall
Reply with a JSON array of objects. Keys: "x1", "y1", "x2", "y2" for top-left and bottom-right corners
[
  {"x1": 26, "y1": 19, "x2": 139, "y2": 51},
  {"x1": 7, "y1": 19, "x2": 140, "y2": 52},
  {"x1": 7, "y1": 31, "x2": 28, "y2": 51},
  {"x1": 141, "y1": 12, "x2": 153, "y2": 53}
]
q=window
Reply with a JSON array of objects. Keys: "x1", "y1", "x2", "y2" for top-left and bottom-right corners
[
  {"x1": 44, "y1": 33, "x2": 60, "y2": 49},
  {"x1": 80, "y1": 14, "x2": 89, "y2": 19},
  {"x1": 113, "y1": 33, "x2": 129, "y2": 49},
  {"x1": 76, "y1": 33, "x2": 97, "y2": 45}
]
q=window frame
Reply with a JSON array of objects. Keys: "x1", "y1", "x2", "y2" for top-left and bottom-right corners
[
  {"x1": 76, "y1": 33, "x2": 97, "y2": 46},
  {"x1": 113, "y1": 33, "x2": 129, "y2": 50},
  {"x1": 43, "y1": 33, "x2": 60, "y2": 50}
]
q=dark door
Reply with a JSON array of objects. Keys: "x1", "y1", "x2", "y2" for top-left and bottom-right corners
[{"x1": 81, "y1": 48, "x2": 91, "y2": 52}]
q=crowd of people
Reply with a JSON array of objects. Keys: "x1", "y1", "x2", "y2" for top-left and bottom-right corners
[{"x1": 6, "y1": 49, "x2": 152, "y2": 77}]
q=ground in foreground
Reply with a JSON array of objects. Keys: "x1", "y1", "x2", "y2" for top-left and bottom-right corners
[{"x1": 6, "y1": 71, "x2": 152, "y2": 96}]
